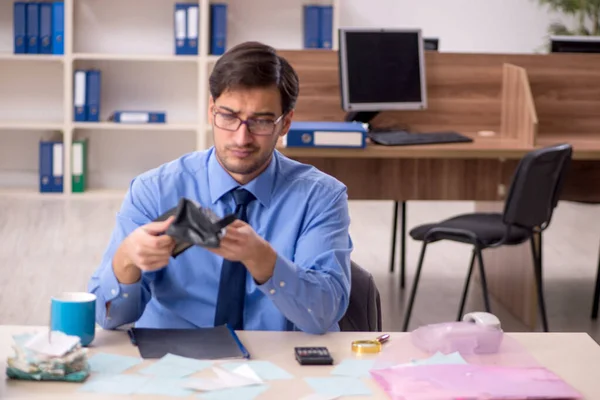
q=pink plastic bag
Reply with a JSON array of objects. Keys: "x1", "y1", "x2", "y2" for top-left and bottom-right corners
[
  {"x1": 370, "y1": 331, "x2": 580, "y2": 399},
  {"x1": 370, "y1": 364, "x2": 583, "y2": 400}
]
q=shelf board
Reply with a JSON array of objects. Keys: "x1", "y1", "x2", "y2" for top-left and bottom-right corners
[
  {"x1": 70, "y1": 189, "x2": 128, "y2": 198},
  {"x1": 0, "y1": 188, "x2": 128, "y2": 198},
  {"x1": 73, "y1": 53, "x2": 198, "y2": 62},
  {"x1": 73, "y1": 122, "x2": 198, "y2": 131},
  {"x1": 207, "y1": 55, "x2": 221, "y2": 63},
  {"x1": 0, "y1": 122, "x2": 64, "y2": 131},
  {"x1": 0, "y1": 53, "x2": 64, "y2": 62}
]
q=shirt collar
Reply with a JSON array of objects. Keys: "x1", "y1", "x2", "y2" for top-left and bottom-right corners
[{"x1": 207, "y1": 148, "x2": 277, "y2": 208}]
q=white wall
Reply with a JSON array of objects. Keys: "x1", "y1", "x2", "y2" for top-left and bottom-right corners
[{"x1": 340, "y1": 0, "x2": 573, "y2": 54}]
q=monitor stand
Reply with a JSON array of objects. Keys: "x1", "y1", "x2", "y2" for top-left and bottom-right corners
[{"x1": 344, "y1": 111, "x2": 380, "y2": 125}]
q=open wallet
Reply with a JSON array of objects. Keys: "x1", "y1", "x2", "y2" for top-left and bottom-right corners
[{"x1": 154, "y1": 198, "x2": 237, "y2": 257}]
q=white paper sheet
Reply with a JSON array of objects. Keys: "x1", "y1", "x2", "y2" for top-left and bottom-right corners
[
  {"x1": 184, "y1": 365, "x2": 263, "y2": 392},
  {"x1": 24, "y1": 330, "x2": 80, "y2": 357}
]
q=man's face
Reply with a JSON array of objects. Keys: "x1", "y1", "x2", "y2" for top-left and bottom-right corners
[{"x1": 209, "y1": 86, "x2": 293, "y2": 183}]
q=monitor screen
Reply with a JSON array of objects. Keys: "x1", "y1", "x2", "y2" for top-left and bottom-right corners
[
  {"x1": 550, "y1": 35, "x2": 600, "y2": 53},
  {"x1": 339, "y1": 29, "x2": 427, "y2": 112}
]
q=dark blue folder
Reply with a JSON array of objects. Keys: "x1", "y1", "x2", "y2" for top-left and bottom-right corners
[
  {"x1": 303, "y1": 5, "x2": 320, "y2": 49},
  {"x1": 39, "y1": 3, "x2": 53, "y2": 54},
  {"x1": 13, "y1": 2, "x2": 27, "y2": 54},
  {"x1": 210, "y1": 4, "x2": 227, "y2": 55},
  {"x1": 319, "y1": 5, "x2": 333, "y2": 49},
  {"x1": 26, "y1": 3, "x2": 40, "y2": 54},
  {"x1": 174, "y1": 3, "x2": 188, "y2": 55},
  {"x1": 39, "y1": 141, "x2": 63, "y2": 193},
  {"x1": 86, "y1": 70, "x2": 101, "y2": 122}
]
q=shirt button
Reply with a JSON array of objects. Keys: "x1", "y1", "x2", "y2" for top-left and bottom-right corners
[
  {"x1": 279, "y1": 281, "x2": 285, "y2": 288},
  {"x1": 308, "y1": 308, "x2": 312, "y2": 313},
  {"x1": 269, "y1": 289, "x2": 276, "y2": 295},
  {"x1": 107, "y1": 316, "x2": 112, "y2": 321},
  {"x1": 111, "y1": 289, "x2": 117, "y2": 295},
  {"x1": 123, "y1": 293, "x2": 129, "y2": 298}
]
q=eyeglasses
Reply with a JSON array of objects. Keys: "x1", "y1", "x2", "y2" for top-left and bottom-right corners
[{"x1": 212, "y1": 108, "x2": 285, "y2": 136}]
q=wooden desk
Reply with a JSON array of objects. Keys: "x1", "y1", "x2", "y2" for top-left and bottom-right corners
[{"x1": 2, "y1": 326, "x2": 600, "y2": 399}]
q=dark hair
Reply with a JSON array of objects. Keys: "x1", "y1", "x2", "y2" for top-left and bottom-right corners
[{"x1": 209, "y1": 41, "x2": 299, "y2": 115}]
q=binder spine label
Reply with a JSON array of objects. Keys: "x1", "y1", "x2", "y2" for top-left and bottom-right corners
[
  {"x1": 174, "y1": 4, "x2": 187, "y2": 55},
  {"x1": 186, "y1": 5, "x2": 199, "y2": 55}
]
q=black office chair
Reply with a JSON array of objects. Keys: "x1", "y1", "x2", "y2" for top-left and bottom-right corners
[
  {"x1": 401, "y1": 143, "x2": 573, "y2": 333},
  {"x1": 590, "y1": 242, "x2": 600, "y2": 319},
  {"x1": 339, "y1": 261, "x2": 382, "y2": 332}
]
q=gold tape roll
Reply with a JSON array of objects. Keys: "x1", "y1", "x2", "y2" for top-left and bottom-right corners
[{"x1": 351, "y1": 340, "x2": 382, "y2": 354}]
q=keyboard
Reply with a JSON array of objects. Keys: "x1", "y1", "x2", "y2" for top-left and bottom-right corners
[{"x1": 368, "y1": 130, "x2": 473, "y2": 146}]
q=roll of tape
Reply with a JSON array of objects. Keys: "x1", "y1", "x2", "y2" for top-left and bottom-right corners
[{"x1": 462, "y1": 312, "x2": 501, "y2": 329}]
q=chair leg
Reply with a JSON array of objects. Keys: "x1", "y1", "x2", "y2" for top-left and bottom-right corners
[
  {"x1": 591, "y1": 245, "x2": 600, "y2": 320},
  {"x1": 475, "y1": 247, "x2": 491, "y2": 313},
  {"x1": 400, "y1": 201, "x2": 407, "y2": 289},
  {"x1": 389, "y1": 201, "x2": 399, "y2": 273},
  {"x1": 530, "y1": 236, "x2": 549, "y2": 332},
  {"x1": 402, "y1": 241, "x2": 428, "y2": 332},
  {"x1": 457, "y1": 249, "x2": 477, "y2": 321}
]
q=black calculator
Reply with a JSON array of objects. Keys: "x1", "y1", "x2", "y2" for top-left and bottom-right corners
[{"x1": 294, "y1": 347, "x2": 334, "y2": 365}]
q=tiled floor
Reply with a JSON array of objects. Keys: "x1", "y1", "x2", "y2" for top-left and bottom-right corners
[{"x1": 1, "y1": 193, "x2": 599, "y2": 340}]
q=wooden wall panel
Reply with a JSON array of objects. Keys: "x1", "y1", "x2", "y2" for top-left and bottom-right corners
[
  {"x1": 290, "y1": 157, "x2": 502, "y2": 201},
  {"x1": 501, "y1": 64, "x2": 537, "y2": 145}
]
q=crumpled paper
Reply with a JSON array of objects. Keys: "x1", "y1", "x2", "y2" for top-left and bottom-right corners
[{"x1": 6, "y1": 332, "x2": 90, "y2": 382}]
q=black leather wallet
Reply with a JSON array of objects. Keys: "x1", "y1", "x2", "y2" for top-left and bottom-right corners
[{"x1": 154, "y1": 198, "x2": 236, "y2": 257}]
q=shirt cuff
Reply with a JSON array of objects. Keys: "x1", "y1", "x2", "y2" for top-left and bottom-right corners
[
  {"x1": 98, "y1": 263, "x2": 143, "y2": 326},
  {"x1": 257, "y1": 253, "x2": 299, "y2": 298}
]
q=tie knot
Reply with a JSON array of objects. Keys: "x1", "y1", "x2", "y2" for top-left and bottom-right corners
[{"x1": 232, "y1": 188, "x2": 255, "y2": 207}]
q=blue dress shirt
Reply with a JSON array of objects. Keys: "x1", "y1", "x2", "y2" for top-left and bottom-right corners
[{"x1": 88, "y1": 147, "x2": 353, "y2": 334}]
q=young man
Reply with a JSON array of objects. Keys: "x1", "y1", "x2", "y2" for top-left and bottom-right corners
[{"x1": 88, "y1": 41, "x2": 353, "y2": 335}]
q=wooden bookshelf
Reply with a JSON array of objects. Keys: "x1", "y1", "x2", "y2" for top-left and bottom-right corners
[{"x1": 0, "y1": 0, "x2": 341, "y2": 195}]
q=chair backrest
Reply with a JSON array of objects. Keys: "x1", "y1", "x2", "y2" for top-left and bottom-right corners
[
  {"x1": 339, "y1": 261, "x2": 382, "y2": 332},
  {"x1": 502, "y1": 143, "x2": 573, "y2": 231}
]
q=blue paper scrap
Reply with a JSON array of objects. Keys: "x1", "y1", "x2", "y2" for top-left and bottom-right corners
[
  {"x1": 411, "y1": 351, "x2": 468, "y2": 366},
  {"x1": 330, "y1": 359, "x2": 376, "y2": 378},
  {"x1": 220, "y1": 360, "x2": 293, "y2": 381},
  {"x1": 78, "y1": 373, "x2": 149, "y2": 395},
  {"x1": 136, "y1": 377, "x2": 196, "y2": 397},
  {"x1": 304, "y1": 377, "x2": 372, "y2": 397},
  {"x1": 196, "y1": 384, "x2": 269, "y2": 400},
  {"x1": 87, "y1": 352, "x2": 144, "y2": 374},
  {"x1": 139, "y1": 353, "x2": 213, "y2": 378}
]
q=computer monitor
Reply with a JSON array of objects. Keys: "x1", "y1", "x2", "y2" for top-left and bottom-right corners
[
  {"x1": 550, "y1": 35, "x2": 600, "y2": 53},
  {"x1": 338, "y1": 28, "x2": 427, "y2": 124}
]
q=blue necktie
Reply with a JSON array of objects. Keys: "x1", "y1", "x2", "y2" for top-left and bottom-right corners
[{"x1": 214, "y1": 188, "x2": 255, "y2": 330}]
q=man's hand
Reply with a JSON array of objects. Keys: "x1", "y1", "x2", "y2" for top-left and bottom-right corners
[
  {"x1": 210, "y1": 220, "x2": 277, "y2": 284},
  {"x1": 124, "y1": 216, "x2": 177, "y2": 271},
  {"x1": 113, "y1": 216, "x2": 176, "y2": 284}
]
